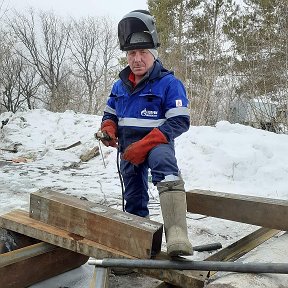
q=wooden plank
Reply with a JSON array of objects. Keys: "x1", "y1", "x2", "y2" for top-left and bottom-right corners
[
  {"x1": 0, "y1": 242, "x2": 55, "y2": 268},
  {"x1": 0, "y1": 240, "x2": 88, "y2": 288},
  {"x1": 29, "y1": 188, "x2": 163, "y2": 259},
  {"x1": 205, "y1": 227, "x2": 280, "y2": 262},
  {"x1": 204, "y1": 227, "x2": 280, "y2": 277},
  {"x1": 0, "y1": 210, "x2": 207, "y2": 288},
  {"x1": 0, "y1": 209, "x2": 133, "y2": 260},
  {"x1": 186, "y1": 189, "x2": 288, "y2": 229},
  {"x1": 89, "y1": 267, "x2": 109, "y2": 288},
  {"x1": 55, "y1": 140, "x2": 81, "y2": 151}
]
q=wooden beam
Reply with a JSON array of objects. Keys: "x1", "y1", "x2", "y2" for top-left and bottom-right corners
[
  {"x1": 30, "y1": 189, "x2": 163, "y2": 258},
  {"x1": 0, "y1": 210, "x2": 206, "y2": 288},
  {"x1": 205, "y1": 227, "x2": 280, "y2": 263},
  {"x1": 0, "y1": 209, "x2": 133, "y2": 260},
  {"x1": 0, "y1": 242, "x2": 55, "y2": 268},
  {"x1": 0, "y1": 240, "x2": 88, "y2": 288},
  {"x1": 186, "y1": 189, "x2": 288, "y2": 230},
  {"x1": 204, "y1": 227, "x2": 280, "y2": 277},
  {"x1": 29, "y1": 189, "x2": 163, "y2": 259}
]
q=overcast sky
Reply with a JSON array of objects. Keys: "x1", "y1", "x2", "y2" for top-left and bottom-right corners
[{"x1": 5, "y1": 0, "x2": 148, "y2": 22}]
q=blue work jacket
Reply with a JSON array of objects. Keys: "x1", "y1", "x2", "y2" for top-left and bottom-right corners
[{"x1": 102, "y1": 59, "x2": 190, "y2": 152}]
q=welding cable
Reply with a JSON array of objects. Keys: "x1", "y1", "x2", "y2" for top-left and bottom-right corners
[{"x1": 116, "y1": 147, "x2": 125, "y2": 212}]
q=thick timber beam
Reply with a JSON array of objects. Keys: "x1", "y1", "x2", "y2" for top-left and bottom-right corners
[
  {"x1": 29, "y1": 188, "x2": 163, "y2": 259},
  {"x1": 186, "y1": 189, "x2": 288, "y2": 230},
  {"x1": 0, "y1": 209, "x2": 133, "y2": 260}
]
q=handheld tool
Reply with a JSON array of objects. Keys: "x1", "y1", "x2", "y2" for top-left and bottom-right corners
[{"x1": 95, "y1": 131, "x2": 111, "y2": 168}]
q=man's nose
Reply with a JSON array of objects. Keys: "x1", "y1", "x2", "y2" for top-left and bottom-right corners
[{"x1": 134, "y1": 52, "x2": 142, "y2": 61}]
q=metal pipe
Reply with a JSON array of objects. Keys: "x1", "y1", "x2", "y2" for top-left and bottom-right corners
[
  {"x1": 88, "y1": 258, "x2": 288, "y2": 274},
  {"x1": 193, "y1": 242, "x2": 222, "y2": 252}
]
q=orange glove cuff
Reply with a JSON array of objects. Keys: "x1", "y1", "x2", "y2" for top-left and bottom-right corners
[
  {"x1": 123, "y1": 128, "x2": 168, "y2": 165},
  {"x1": 101, "y1": 120, "x2": 117, "y2": 137},
  {"x1": 100, "y1": 120, "x2": 118, "y2": 147}
]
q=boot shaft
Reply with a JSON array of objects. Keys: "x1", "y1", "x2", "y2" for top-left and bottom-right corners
[{"x1": 157, "y1": 179, "x2": 193, "y2": 256}]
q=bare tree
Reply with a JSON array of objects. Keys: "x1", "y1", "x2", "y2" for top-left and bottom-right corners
[
  {"x1": 9, "y1": 9, "x2": 71, "y2": 111},
  {"x1": 0, "y1": 51, "x2": 25, "y2": 112},
  {"x1": 18, "y1": 62, "x2": 41, "y2": 110},
  {"x1": 70, "y1": 16, "x2": 102, "y2": 114},
  {"x1": 70, "y1": 16, "x2": 119, "y2": 114},
  {"x1": 96, "y1": 17, "x2": 120, "y2": 114}
]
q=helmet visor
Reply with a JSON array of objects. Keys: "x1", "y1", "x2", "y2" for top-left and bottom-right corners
[
  {"x1": 118, "y1": 17, "x2": 152, "y2": 50},
  {"x1": 118, "y1": 11, "x2": 160, "y2": 51}
]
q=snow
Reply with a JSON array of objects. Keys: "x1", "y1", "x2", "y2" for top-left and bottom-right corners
[{"x1": 1, "y1": 108, "x2": 288, "y2": 287}]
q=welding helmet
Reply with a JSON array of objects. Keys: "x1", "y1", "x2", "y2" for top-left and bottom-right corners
[{"x1": 118, "y1": 10, "x2": 160, "y2": 51}]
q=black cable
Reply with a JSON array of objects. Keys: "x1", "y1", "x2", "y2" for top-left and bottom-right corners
[{"x1": 116, "y1": 147, "x2": 125, "y2": 212}]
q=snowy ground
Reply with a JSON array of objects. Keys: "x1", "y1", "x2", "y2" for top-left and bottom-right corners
[{"x1": 1, "y1": 109, "x2": 288, "y2": 287}]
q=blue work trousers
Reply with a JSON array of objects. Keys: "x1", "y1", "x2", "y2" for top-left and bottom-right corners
[{"x1": 120, "y1": 143, "x2": 180, "y2": 217}]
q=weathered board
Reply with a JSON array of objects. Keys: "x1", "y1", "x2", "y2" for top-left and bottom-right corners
[
  {"x1": 29, "y1": 188, "x2": 163, "y2": 259},
  {"x1": 186, "y1": 189, "x2": 288, "y2": 230},
  {"x1": 0, "y1": 238, "x2": 88, "y2": 288},
  {"x1": 89, "y1": 267, "x2": 109, "y2": 288},
  {"x1": 205, "y1": 227, "x2": 280, "y2": 263},
  {"x1": 0, "y1": 209, "x2": 133, "y2": 260},
  {"x1": 0, "y1": 210, "x2": 206, "y2": 288}
]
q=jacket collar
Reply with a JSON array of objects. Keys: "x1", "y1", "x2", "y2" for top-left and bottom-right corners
[{"x1": 119, "y1": 60, "x2": 172, "y2": 92}]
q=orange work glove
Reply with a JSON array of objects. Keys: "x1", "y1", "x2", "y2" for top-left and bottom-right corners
[
  {"x1": 123, "y1": 128, "x2": 168, "y2": 165},
  {"x1": 100, "y1": 120, "x2": 118, "y2": 147}
]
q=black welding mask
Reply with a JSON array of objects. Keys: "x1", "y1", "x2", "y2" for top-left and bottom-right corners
[{"x1": 118, "y1": 10, "x2": 160, "y2": 51}]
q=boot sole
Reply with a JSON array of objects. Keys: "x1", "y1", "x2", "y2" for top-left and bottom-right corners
[{"x1": 167, "y1": 243, "x2": 193, "y2": 257}]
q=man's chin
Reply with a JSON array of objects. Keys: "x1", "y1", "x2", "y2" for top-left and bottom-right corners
[{"x1": 133, "y1": 69, "x2": 146, "y2": 76}]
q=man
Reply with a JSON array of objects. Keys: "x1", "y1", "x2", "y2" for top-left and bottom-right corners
[{"x1": 100, "y1": 10, "x2": 192, "y2": 256}]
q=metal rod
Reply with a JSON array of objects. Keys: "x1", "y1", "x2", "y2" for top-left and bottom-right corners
[
  {"x1": 88, "y1": 258, "x2": 288, "y2": 274},
  {"x1": 193, "y1": 242, "x2": 222, "y2": 252},
  {"x1": 97, "y1": 140, "x2": 106, "y2": 168}
]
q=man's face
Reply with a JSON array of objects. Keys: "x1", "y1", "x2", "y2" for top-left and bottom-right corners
[{"x1": 127, "y1": 49, "x2": 155, "y2": 77}]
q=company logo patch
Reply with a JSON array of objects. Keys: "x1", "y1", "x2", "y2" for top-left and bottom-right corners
[
  {"x1": 141, "y1": 108, "x2": 158, "y2": 117},
  {"x1": 176, "y1": 100, "x2": 183, "y2": 107}
]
